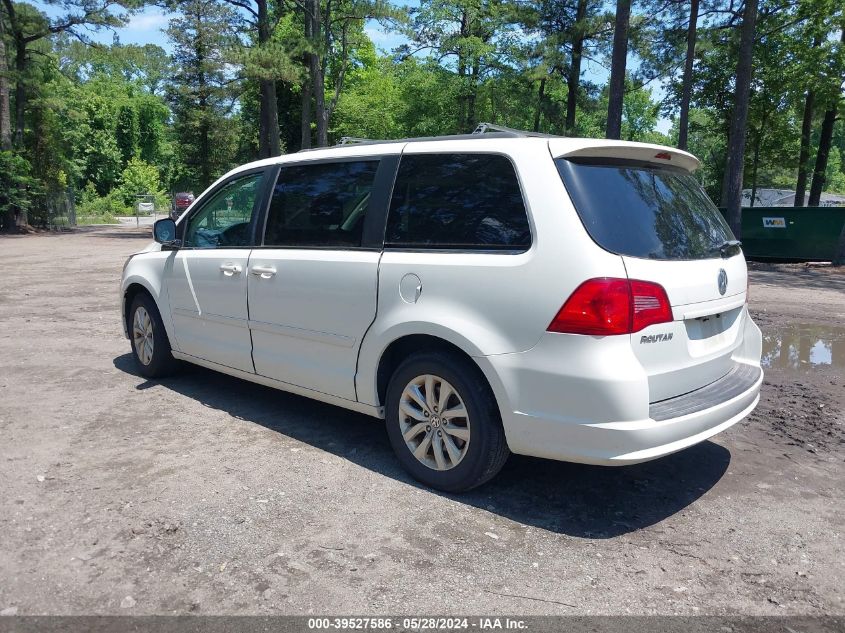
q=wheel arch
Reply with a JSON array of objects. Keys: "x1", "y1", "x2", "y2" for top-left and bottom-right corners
[
  {"x1": 123, "y1": 283, "x2": 149, "y2": 336},
  {"x1": 371, "y1": 333, "x2": 499, "y2": 413},
  {"x1": 121, "y1": 275, "x2": 174, "y2": 346}
]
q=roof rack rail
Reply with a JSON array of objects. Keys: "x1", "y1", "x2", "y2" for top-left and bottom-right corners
[
  {"x1": 471, "y1": 122, "x2": 554, "y2": 138},
  {"x1": 300, "y1": 123, "x2": 558, "y2": 151},
  {"x1": 338, "y1": 136, "x2": 382, "y2": 145}
]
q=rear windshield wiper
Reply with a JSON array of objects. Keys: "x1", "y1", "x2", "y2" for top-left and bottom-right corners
[{"x1": 712, "y1": 239, "x2": 742, "y2": 258}]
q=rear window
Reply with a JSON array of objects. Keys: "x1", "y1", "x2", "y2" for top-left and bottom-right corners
[
  {"x1": 556, "y1": 159, "x2": 734, "y2": 260},
  {"x1": 385, "y1": 153, "x2": 531, "y2": 251}
]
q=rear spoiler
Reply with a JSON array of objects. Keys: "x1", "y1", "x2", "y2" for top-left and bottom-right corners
[{"x1": 548, "y1": 139, "x2": 701, "y2": 173}]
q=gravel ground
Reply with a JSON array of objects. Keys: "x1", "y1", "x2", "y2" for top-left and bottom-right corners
[{"x1": 0, "y1": 227, "x2": 843, "y2": 616}]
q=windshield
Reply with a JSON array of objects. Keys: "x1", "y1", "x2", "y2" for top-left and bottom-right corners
[{"x1": 556, "y1": 158, "x2": 735, "y2": 261}]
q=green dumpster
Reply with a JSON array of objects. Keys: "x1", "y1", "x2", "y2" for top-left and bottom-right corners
[{"x1": 719, "y1": 206, "x2": 845, "y2": 261}]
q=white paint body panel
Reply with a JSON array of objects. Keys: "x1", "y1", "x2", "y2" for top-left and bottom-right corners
[
  {"x1": 121, "y1": 136, "x2": 763, "y2": 467},
  {"x1": 165, "y1": 249, "x2": 254, "y2": 373},
  {"x1": 247, "y1": 249, "x2": 380, "y2": 400},
  {"x1": 623, "y1": 253, "x2": 750, "y2": 401}
]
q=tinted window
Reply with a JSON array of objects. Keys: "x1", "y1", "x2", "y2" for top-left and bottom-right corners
[
  {"x1": 556, "y1": 159, "x2": 735, "y2": 260},
  {"x1": 184, "y1": 173, "x2": 263, "y2": 248},
  {"x1": 264, "y1": 161, "x2": 379, "y2": 247},
  {"x1": 385, "y1": 154, "x2": 530, "y2": 250}
]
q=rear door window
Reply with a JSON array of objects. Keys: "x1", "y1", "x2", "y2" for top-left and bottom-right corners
[
  {"x1": 556, "y1": 158, "x2": 734, "y2": 260},
  {"x1": 385, "y1": 153, "x2": 531, "y2": 251},
  {"x1": 264, "y1": 160, "x2": 380, "y2": 248}
]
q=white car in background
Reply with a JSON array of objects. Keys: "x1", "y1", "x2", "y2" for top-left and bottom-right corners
[{"x1": 120, "y1": 126, "x2": 763, "y2": 492}]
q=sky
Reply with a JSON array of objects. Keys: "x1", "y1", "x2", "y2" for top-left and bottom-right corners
[{"x1": 32, "y1": 1, "x2": 671, "y2": 134}]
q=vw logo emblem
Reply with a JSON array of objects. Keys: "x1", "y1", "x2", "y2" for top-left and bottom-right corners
[{"x1": 718, "y1": 269, "x2": 728, "y2": 296}]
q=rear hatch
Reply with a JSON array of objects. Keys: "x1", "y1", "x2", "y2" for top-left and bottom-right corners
[{"x1": 552, "y1": 141, "x2": 748, "y2": 402}]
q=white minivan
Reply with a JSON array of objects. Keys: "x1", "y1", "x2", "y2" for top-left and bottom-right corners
[{"x1": 121, "y1": 126, "x2": 763, "y2": 491}]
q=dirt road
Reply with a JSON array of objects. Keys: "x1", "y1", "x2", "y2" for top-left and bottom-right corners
[{"x1": 0, "y1": 227, "x2": 843, "y2": 615}]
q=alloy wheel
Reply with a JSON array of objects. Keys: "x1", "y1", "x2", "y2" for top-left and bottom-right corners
[
  {"x1": 132, "y1": 306, "x2": 155, "y2": 366},
  {"x1": 398, "y1": 374, "x2": 471, "y2": 471}
]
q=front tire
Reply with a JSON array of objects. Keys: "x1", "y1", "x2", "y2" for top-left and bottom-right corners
[
  {"x1": 385, "y1": 351, "x2": 509, "y2": 492},
  {"x1": 129, "y1": 293, "x2": 179, "y2": 378}
]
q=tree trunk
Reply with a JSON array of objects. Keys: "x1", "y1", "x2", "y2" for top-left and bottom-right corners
[
  {"x1": 807, "y1": 104, "x2": 837, "y2": 206},
  {"x1": 305, "y1": 0, "x2": 327, "y2": 147},
  {"x1": 257, "y1": 84, "x2": 268, "y2": 158},
  {"x1": 807, "y1": 24, "x2": 845, "y2": 206},
  {"x1": 466, "y1": 60, "x2": 479, "y2": 130},
  {"x1": 258, "y1": 79, "x2": 280, "y2": 157},
  {"x1": 724, "y1": 0, "x2": 758, "y2": 238},
  {"x1": 605, "y1": 0, "x2": 631, "y2": 140},
  {"x1": 300, "y1": 1, "x2": 313, "y2": 149},
  {"x1": 719, "y1": 134, "x2": 731, "y2": 207},
  {"x1": 749, "y1": 118, "x2": 764, "y2": 207},
  {"x1": 199, "y1": 116, "x2": 210, "y2": 190},
  {"x1": 456, "y1": 10, "x2": 470, "y2": 132},
  {"x1": 677, "y1": 0, "x2": 699, "y2": 151},
  {"x1": 565, "y1": 0, "x2": 588, "y2": 136},
  {"x1": 794, "y1": 35, "x2": 822, "y2": 207},
  {"x1": 794, "y1": 89, "x2": 814, "y2": 206},
  {"x1": 0, "y1": 17, "x2": 12, "y2": 151},
  {"x1": 256, "y1": 0, "x2": 280, "y2": 158},
  {"x1": 300, "y1": 1, "x2": 313, "y2": 154},
  {"x1": 313, "y1": 60, "x2": 327, "y2": 146},
  {"x1": 300, "y1": 64, "x2": 312, "y2": 150},
  {"x1": 13, "y1": 38, "x2": 25, "y2": 147},
  {"x1": 533, "y1": 76, "x2": 546, "y2": 132},
  {"x1": 196, "y1": 35, "x2": 211, "y2": 190}
]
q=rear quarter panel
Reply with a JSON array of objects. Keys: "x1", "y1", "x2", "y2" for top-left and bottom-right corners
[{"x1": 356, "y1": 138, "x2": 628, "y2": 407}]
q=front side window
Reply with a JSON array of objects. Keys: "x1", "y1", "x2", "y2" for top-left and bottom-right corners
[
  {"x1": 385, "y1": 153, "x2": 531, "y2": 250},
  {"x1": 263, "y1": 160, "x2": 380, "y2": 248},
  {"x1": 184, "y1": 173, "x2": 264, "y2": 248}
]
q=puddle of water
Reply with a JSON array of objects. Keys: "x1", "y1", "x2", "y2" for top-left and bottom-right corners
[{"x1": 761, "y1": 324, "x2": 845, "y2": 370}]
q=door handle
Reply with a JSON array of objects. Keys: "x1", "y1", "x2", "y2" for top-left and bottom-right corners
[
  {"x1": 250, "y1": 265, "x2": 276, "y2": 279},
  {"x1": 219, "y1": 263, "x2": 242, "y2": 276}
]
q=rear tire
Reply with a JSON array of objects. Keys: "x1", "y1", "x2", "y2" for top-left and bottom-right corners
[
  {"x1": 129, "y1": 293, "x2": 179, "y2": 379},
  {"x1": 385, "y1": 351, "x2": 509, "y2": 492}
]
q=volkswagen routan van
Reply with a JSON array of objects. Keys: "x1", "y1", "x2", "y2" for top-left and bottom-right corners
[{"x1": 121, "y1": 125, "x2": 763, "y2": 491}]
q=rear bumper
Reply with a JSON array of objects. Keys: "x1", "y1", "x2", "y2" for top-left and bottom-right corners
[
  {"x1": 495, "y1": 362, "x2": 761, "y2": 466},
  {"x1": 478, "y1": 311, "x2": 763, "y2": 465}
]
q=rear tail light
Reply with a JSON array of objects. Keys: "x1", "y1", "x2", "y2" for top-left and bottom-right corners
[{"x1": 547, "y1": 277, "x2": 673, "y2": 335}]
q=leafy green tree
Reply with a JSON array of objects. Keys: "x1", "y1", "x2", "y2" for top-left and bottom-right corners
[
  {"x1": 404, "y1": 0, "x2": 519, "y2": 133},
  {"x1": 0, "y1": 149, "x2": 33, "y2": 230},
  {"x1": 219, "y1": 0, "x2": 299, "y2": 158},
  {"x1": 115, "y1": 102, "x2": 139, "y2": 167},
  {"x1": 117, "y1": 157, "x2": 166, "y2": 206},
  {"x1": 57, "y1": 39, "x2": 172, "y2": 96},
  {"x1": 0, "y1": 15, "x2": 11, "y2": 149},
  {"x1": 137, "y1": 94, "x2": 168, "y2": 164},
  {"x1": 299, "y1": 0, "x2": 401, "y2": 146},
  {"x1": 166, "y1": 0, "x2": 241, "y2": 190},
  {"x1": 621, "y1": 81, "x2": 660, "y2": 141},
  {"x1": 0, "y1": 0, "x2": 134, "y2": 147},
  {"x1": 808, "y1": 21, "x2": 845, "y2": 205}
]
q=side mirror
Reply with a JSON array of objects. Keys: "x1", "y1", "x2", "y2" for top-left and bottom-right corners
[{"x1": 153, "y1": 218, "x2": 180, "y2": 248}]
